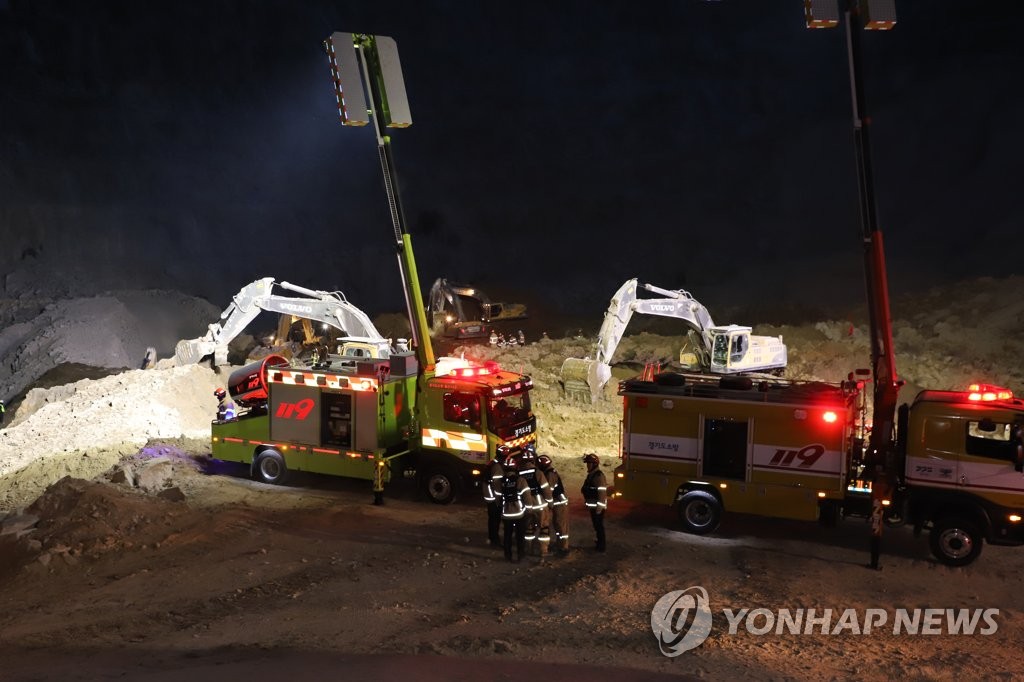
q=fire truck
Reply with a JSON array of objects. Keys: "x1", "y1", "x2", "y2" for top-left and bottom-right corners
[
  {"x1": 614, "y1": 3, "x2": 1024, "y2": 566},
  {"x1": 209, "y1": 32, "x2": 538, "y2": 504},
  {"x1": 614, "y1": 373, "x2": 1024, "y2": 565}
]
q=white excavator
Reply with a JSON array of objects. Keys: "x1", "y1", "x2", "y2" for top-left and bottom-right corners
[
  {"x1": 175, "y1": 277, "x2": 392, "y2": 366},
  {"x1": 560, "y1": 278, "x2": 788, "y2": 402}
]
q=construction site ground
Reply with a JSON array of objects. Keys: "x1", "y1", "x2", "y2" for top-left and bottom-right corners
[
  {"x1": 2, "y1": 277, "x2": 1024, "y2": 680},
  {"x1": 1, "y1": 445, "x2": 1022, "y2": 681}
]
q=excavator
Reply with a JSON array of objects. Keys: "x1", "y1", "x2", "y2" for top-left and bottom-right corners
[
  {"x1": 427, "y1": 277, "x2": 528, "y2": 341},
  {"x1": 175, "y1": 277, "x2": 391, "y2": 367},
  {"x1": 560, "y1": 278, "x2": 788, "y2": 402}
]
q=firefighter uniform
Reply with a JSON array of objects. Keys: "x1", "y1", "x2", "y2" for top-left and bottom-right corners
[
  {"x1": 501, "y1": 460, "x2": 536, "y2": 562},
  {"x1": 582, "y1": 453, "x2": 608, "y2": 552},
  {"x1": 519, "y1": 456, "x2": 553, "y2": 556},
  {"x1": 483, "y1": 455, "x2": 505, "y2": 547},
  {"x1": 539, "y1": 456, "x2": 570, "y2": 553}
]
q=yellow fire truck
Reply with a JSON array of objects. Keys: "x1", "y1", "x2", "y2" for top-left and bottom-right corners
[{"x1": 615, "y1": 374, "x2": 1024, "y2": 565}]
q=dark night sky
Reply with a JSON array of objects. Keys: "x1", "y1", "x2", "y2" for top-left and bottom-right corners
[{"x1": 1, "y1": 1, "x2": 1021, "y2": 325}]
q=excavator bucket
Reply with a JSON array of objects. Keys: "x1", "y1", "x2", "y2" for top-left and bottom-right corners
[
  {"x1": 559, "y1": 357, "x2": 612, "y2": 403},
  {"x1": 487, "y1": 301, "x2": 528, "y2": 322},
  {"x1": 175, "y1": 337, "x2": 214, "y2": 366}
]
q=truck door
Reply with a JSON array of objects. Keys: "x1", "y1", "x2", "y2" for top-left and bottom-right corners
[{"x1": 701, "y1": 417, "x2": 749, "y2": 481}]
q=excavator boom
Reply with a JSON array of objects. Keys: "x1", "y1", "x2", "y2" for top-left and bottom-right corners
[
  {"x1": 561, "y1": 278, "x2": 787, "y2": 402},
  {"x1": 175, "y1": 278, "x2": 388, "y2": 366}
]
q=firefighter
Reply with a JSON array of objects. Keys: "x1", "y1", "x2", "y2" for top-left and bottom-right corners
[
  {"x1": 483, "y1": 451, "x2": 506, "y2": 547},
  {"x1": 581, "y1": 453, "x2": 608, "y2": 552},
  {"x1": 501, "y1": 453, "x2": 535, "y2": 563},
  {"x1": 214, "y1": 388, "x2": 236, "y2": 421},
  {"x1": 537, "y1": 454, "x2": 570, "y2": 554},
  {"x1": 519, "y1": 446, "x2": 553, "y2": 557}
]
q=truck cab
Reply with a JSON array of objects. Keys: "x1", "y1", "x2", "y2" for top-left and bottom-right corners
[
  {"x1": 418, "y1": 360, "x2": 537, "y2": 503},
  {"x1": 897, "y1": 386, "x2": 1024, "y2": 564}
]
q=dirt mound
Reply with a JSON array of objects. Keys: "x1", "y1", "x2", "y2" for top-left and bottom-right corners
[
  {"x1": 0, "y1": 364, "x2": 222, "y2": 511},
  {"x1": 0, "y1": 475, "x2": 192, "y2": 579},
  {"x1": 0, "y1": 290, "x2": 220, "y2": 404}
]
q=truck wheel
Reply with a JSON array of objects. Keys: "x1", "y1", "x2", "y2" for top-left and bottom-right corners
[
  {"x1": 423, "y1": 468, "x2": 458, "y2": 505},
  {"x1": 253, "y1": 450, "x2": 288, "y2": 485},
  {"x1": 929, "y1": 516, "x2": 983, "y2": 566},
  {"x1": 677, "y1": 490, "x2": 722, "y2": 535}
]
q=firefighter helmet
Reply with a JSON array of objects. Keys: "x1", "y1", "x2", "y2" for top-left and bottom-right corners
[
  {"x1": 214, "y1": 388, "x2": 227, "y2": 400},
  {"x1": 503, "y1": 453, "x2": 520, "y2": 471},
  {"x1": 582, "y1": 453, "x2": 600, "y2": 466},
  {"x1": 536, "y1": 454, "x2": 553, "y2": 470}
]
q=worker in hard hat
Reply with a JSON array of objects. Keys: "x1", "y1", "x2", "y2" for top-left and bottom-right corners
[
  {"x1": 214, "y1": 388, "x2": 236, "y2": 421},
  {"x1": 500, "y1": 453, "x2": 535, "y2": 563},
  {"x1": 538, "y1": 454, "x2": 570, "y2": 554},
  {"x1": 483, "y1": 450, "x2": 506, "y2": 548},
  {"x1": 581, "y1": 453, "x2": 608, "y2": 552}
]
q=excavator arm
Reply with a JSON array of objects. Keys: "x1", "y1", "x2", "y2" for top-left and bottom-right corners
[
  {"x1": 570, "y1": 278, "x2": 719, "y2": 399},
  {"x1": 561, "y1": 278, "x2": 787, "y2": 402},
  {"x1": 175, "y1": 278, "x2": 387, "y2": 366}
]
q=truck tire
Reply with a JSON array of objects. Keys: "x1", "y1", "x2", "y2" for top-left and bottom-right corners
[
  {"x1": 253, "y1": 449, "x2": 288, "y2": 485},
  {"x1": 678, "y1": 490, "x2": 722, "y2": 535},
  {"x1": 423, "y1": 467, "x2": 459, "y2": 505},
  {"x1": 929, "y1": 516, "x2": 983, "y2": 566}
]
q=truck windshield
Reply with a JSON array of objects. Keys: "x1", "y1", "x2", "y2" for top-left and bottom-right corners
[{"x1": 487, "y1": 392, "x2": 532, "y2": 431}]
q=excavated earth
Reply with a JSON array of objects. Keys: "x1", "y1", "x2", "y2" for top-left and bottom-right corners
[{"x1": 1, "y1": 276, "x2": 1023, "y2": 680}]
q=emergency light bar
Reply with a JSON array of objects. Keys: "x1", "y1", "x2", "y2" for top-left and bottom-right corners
[
  {"x1": 449, "y1": 361, "x2": 501, "y2": 378},
  {"x1": 966, "y1": 384, "x2": 1013, "y2": 402}
]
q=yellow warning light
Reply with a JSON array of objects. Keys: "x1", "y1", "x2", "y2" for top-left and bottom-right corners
[
  {"x1": 817, "y1": 491, "x2": 827, "y2": 498},
  {"x1": 881, "y1": 499, "x2": 891, "y2": 506},
  {"x1": 471, "y1": 469, "x2": 481, "y2": 476},
  {"x1": 616, "y1": 472, "x2": 624, "y2": 479},
  {"x1": 719, "y1": 483, "x2": 727, "y2": 489},
  {"x1": 1010, "y1": 515, "x2": 1022, "y2": 523}
]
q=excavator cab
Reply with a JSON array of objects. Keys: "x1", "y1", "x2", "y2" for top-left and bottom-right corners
[{"x1": 709, "y1": 328, "x2": 750, "y2": 369}]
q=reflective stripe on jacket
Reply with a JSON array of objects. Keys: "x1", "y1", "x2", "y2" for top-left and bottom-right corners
[{"x1": 582, "y1": 469, "x2": 608, "y2": 509}]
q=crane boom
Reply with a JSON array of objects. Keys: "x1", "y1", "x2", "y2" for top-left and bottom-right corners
[{"x1": 328, "y1": 32, "x2": 436, "y2": 372}]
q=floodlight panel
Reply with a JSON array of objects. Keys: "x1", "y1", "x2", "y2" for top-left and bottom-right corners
[
  {"x1": 374, "y1": 35, "x2": 413, "y2": 128},
  {"x1": 329, "y1": 31, "x2": 369, "y2": 126},
  {"x1": 861, "y1": 0, "x2": 897, "y2": 30},
  {"x1": 804, "y1": 0, "x2": 839, "y2": 29}
]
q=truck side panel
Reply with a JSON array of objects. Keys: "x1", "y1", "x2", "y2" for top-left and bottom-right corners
[{"x1": 618, "y1": 386, "x2": 852, "y2": 521}]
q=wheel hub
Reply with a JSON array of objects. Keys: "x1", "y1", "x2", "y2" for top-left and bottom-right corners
[
  {"x1": 261, "y1": 458, "x2": 281, "y2": 479},
  {"x1": 939, "y1": 528, "x2": 973, "y2": 559},
  {"x1": 429, "y1": 475, "x2": 452, "y2": 500},
  {"x1": 686, "y1": 501, "x2": 712, "y2": 527}
]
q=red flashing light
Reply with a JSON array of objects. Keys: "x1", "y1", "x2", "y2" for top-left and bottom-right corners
[
  {"x1": 449, "y1": 363, "x2": 500, "y2": 378},
  {"x1": 823, "y1": 411, "x2": 838, "y2": 423},
  {"x1": 966, "y1": 383, "x2": 1013, "y2": 402}
]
